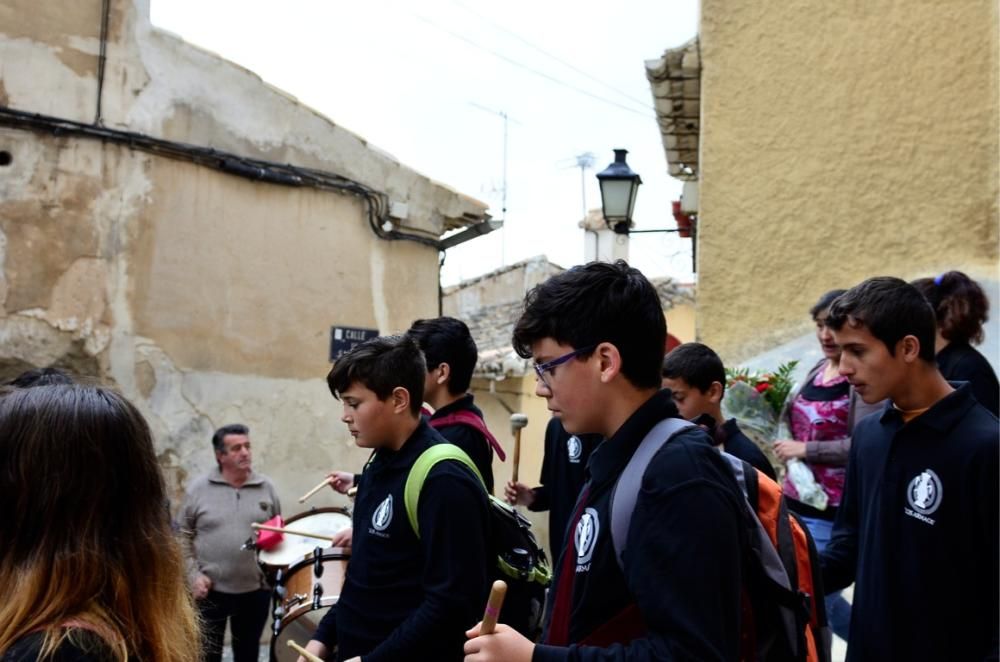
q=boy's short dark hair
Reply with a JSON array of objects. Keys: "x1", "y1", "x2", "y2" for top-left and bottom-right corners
[
  {"x1": 512, "y1": 260, "x2": 666, "y2": 389},
  {"x1": 662, "y1": 343, "x2": 727, "y2": 394},
  {"x1": 327, "y1": 335, "x2": 426, "y2": 415},
  {"x1": 406, "y1": 317, "x2": 478, "y2": 395},
  {"x1": 826, "y1": 277, "x2": 936, "y2": 361},
  {"x1": 809, "y1": 289, "x2": 848, "y2": 320},
  {"x1": 212, "y1": 423, "x2": 249, "y2": 454},
  {"x1": 8, "y1": 367, "x2": 74, "y2": 388}
]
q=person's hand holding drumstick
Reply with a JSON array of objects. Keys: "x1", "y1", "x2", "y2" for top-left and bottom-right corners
[
  {"x1": 327, "y1": 470, "x2": 356, "y2": 494},
  {"x1": 464, "y1": 580, "x2": 534, "y2": 662},
  {"x1": 293, "y1": 638, "x2": 328, "y2": 662},
  {"x1": 329, "y1": 526, "x2": 353, "y2": 548}
]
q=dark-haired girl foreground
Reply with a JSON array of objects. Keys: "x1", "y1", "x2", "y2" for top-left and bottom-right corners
[{"x1": 0, "y1": 384, "x2": 200, "y2": 661}]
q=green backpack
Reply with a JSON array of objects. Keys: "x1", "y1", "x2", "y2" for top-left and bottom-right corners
[{"x1": 403, "y1": 443, "x2": 551, "y2": 638}]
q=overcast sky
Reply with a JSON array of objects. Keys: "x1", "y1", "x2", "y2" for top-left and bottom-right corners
[{"x1": 150, "y1": 0, "x2": 699, "y2": 285}]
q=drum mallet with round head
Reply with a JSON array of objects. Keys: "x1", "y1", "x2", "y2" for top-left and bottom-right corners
[{"x1": 510, "y1": 413, "x2": 528, "y2": 483}]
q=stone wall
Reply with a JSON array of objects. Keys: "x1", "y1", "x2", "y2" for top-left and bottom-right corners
[{"x1": 0, "y1": 0, "x2": 488, "y2": 513}]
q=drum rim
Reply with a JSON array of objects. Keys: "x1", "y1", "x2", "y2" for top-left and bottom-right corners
[
  {"x1": 280, "y1": 547, "x2": 350, "y2": 575},
  {"x1": 269, "y1": 552, "x2": 349, "y2": 659},
  {"x1": 283, "y1": 505, "x2": 352, "y2": 527}
]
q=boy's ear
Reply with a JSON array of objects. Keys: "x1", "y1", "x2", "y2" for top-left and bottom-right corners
[
  {"x1": 390, "y1": 386, "x2": 411, "y2": 414},
  {"x1": 708, "y1": 381, "x2": 724, "y2": 404},
  {"x1": 596, "y1": 342, "x2": 623, "y2": 384},
  {"x1": 435, "y1": 362, "x2": 451, "y2": 386},
  {"x1": 898, "y1": 335, "x2": 922, "y2": 364}
]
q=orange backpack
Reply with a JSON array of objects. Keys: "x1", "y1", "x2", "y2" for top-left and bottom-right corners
[{"x1": 610, "y1": 418, "x2": 832, "y2": 662}]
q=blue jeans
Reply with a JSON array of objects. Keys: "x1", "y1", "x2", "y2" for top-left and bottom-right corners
[{"x1": 799, "y1": 515, "x2": 851, "y2": 642}]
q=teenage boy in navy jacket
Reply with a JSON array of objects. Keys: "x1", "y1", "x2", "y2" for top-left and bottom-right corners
[
  {"x1": 661, "y1": 341, "x2": 777, "y2": 480},
  {"x1": 408, "y1": 316, "x2": 502, "y2": 493},
  {"x1": 302, "y1": 335, "x2": 489, "y2": 662},
  {"x1": 504, "y1": 415, "x2": 602, "y2": 560},
  {"x1": 465, "y1": 260, "x2": 747, "y2": 661},
  {"x1": 822, "y1": 277, "x2": 998, "y2": 661}
]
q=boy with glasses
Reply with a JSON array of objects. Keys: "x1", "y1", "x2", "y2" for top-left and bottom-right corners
[{"x1": 465, "y1": 260, "x2": 747, "y2": 661}]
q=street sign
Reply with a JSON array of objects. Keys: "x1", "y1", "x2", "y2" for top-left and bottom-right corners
[{"x1": 330, "y1": 326, "x2": 379, "y2": 361}]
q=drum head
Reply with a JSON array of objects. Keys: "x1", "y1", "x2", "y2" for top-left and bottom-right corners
[{"x1": 258, "y1": 509, "x2": 351, "y2": 567}]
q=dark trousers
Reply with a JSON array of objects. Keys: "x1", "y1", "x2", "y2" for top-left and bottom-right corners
[{"x1": 198, "y1": 589, "x2": 271, "y2": 662}]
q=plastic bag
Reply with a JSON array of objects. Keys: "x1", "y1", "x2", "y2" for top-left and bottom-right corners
[{"x1": 785, "y1": 459, "x2": 828, "y2": 510}]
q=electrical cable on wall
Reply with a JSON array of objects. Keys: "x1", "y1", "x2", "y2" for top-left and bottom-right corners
[
  {"x1": 0, "y1": 105, "x2": 445, "y2": 249},
  {"x1": 95, "y1": 0, "x2": 111, "y2": 126}
]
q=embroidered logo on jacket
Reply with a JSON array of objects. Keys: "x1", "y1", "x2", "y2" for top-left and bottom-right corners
[
  {"x1": 575, "y1": 507, "x2": 600, "y2": 570},
  {"x1": 371, "y1": 494, "x2": 394, "y2": 535},
  {"x1": 567, "y1": 436, "x2": 583, "y2": 463},
  {"x1": 905, "y1": 469, "x2": 942, "y2": 525}
]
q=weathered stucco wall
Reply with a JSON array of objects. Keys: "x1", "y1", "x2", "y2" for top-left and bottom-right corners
[
  {"x1": 697, "y1": 0, "x2": 999, "y2": 361},
  {"x1": 0, "y1": 0, "x2": 488, "y2": 512}
]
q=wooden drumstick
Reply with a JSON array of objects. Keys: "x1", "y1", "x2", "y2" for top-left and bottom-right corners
[
  {"x1": 286, "y1": 639, "x2": 324, "y2": 662},
  {"x1": 299, "y1": 477, "x2": 333, "y2": 503},
  {"x1": 347, "y1": 486, "x2": 358, "y2": 498},
  {"x1": 510, "y1": 413, "x2": 528, "y2": 484},
  {"x1": 480, "y1": 580, "x2": 508, "y2": 635},
  {"x1": 252, "y1": 522, "x2": 335, "y2": 541}
]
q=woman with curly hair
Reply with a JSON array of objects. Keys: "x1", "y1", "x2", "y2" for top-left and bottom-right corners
[
  {"x1": 912, "y1": 271, "x2": 998, "y2": 416},
  {"x1": 0, "y1": 384, "x2": 200, "y2": 661}
]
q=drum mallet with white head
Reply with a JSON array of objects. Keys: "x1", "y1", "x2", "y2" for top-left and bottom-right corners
[{"x1": 510, "y1": 413, "x2": 528, "y2": 483}]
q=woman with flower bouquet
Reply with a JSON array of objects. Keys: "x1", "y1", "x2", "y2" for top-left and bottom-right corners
[{"x1": 771, "y1": 289, "x2": 885, "y2": 646}]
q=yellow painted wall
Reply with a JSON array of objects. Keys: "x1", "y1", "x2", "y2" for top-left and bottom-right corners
[
  {"x1": 666, "y1": 303, "x2": 696, "y2": 343},
  {"x1": 697, "y1": 0, "x2": 999, "y2": 361}
]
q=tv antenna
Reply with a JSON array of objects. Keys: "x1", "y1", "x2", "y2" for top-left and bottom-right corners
[
  {"x1": 573, "y1": 152, "x2": 596, "y2": 220},
  {"x1": 469, "y1": 102, "x2": 519, "y2": 265}
]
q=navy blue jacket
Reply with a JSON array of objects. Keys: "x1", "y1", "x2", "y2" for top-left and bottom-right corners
[
  {"x1": 822, "y1": 384, "x2": 999, "y2": 661},
  {"x1": 937, "y1": 341, "x2": 999, "y2": 417},
  {"x1": 533, "y1": 391, "x2": 746, "y2": 662},
  {"x1": 333, "y1": 420, "x2": 490, "y2": 662},
  {"x1": 429, "y1": 394, "x2": 496, "y2": 493},
  {"x1": 529, "y1": 417, "x2": 602, "y2": 559},
  {"x1": 720, "y1": 418, "x2": 776, "y2": 480}
]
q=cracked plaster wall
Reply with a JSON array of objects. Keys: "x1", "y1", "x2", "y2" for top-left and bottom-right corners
[
  {"x1": 697, "y1": 0, "x2": 999, "y2": 362},
  {"x1": 0, "y1": 0, "x2": 488, "y2": 512}
]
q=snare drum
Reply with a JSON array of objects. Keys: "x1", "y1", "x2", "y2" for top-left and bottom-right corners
[
  {"x1": 257, "y1": 507, "x2": 351, "y2": 583},
  {"x1": 269, "y1": 548, "x2": 349, "y2": 662}
]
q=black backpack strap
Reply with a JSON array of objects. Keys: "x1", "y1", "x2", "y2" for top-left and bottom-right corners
[
  {"x1": 775, "y1": 497, "x2": 799, "y2": 594},
  {"x1": 790, "y1": 511, "x2": 833, "y2": 662}
]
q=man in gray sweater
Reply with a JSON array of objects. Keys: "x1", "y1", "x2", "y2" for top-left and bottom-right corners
[{"x1": 180, "y1": 423, "x2": 281, "y2": 662}]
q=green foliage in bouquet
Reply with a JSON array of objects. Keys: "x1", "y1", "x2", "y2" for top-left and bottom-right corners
[
  {"x1": 721, "y1": 360, "x2": 800, "y2": 479},
  {"x1": 725, "y1": 360, "x2": 799, "y2": 418}
]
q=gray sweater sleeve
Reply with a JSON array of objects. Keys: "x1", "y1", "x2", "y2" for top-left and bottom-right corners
[
  {"x1": 804, "y1": 387, "x2": 886, "y2": 466},
  {"x1": 179, "y1": 485, "x2": 203, "y2": 585}
]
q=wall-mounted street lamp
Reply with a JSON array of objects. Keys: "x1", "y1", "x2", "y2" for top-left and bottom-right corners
[
  {"x1": 595, "y1": 148, "x2": 698, "y2": 270},
  {"x1": 595, "y1": 149, "x2": 642, "y2": 235}
]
